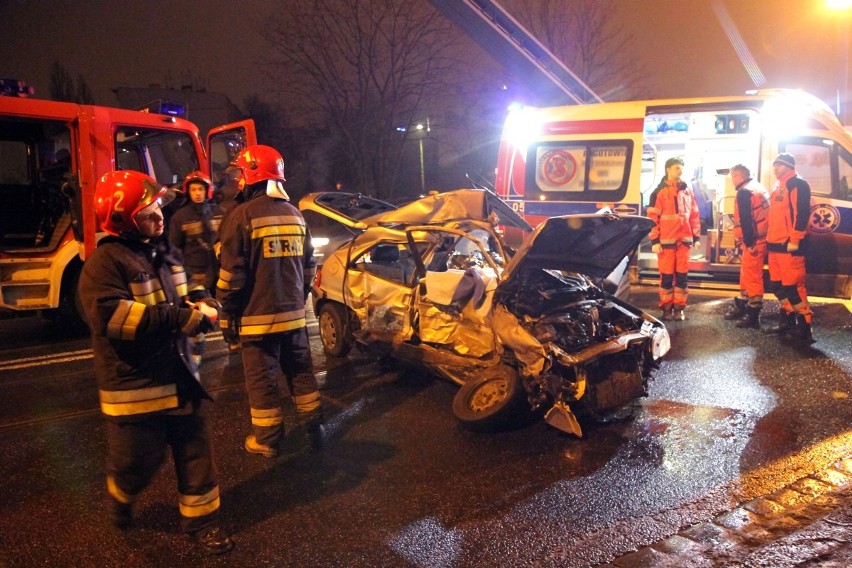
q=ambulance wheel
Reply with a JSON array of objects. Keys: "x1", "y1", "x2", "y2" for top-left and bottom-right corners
[
  {"x1": 452, "y1": 365, "x2": 526, "y2": 431},
  {"x1": 318, "y1": 302, "x2": 353, "y2": 357}
]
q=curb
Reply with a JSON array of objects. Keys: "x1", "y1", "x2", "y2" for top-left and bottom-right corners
[{"x1": 600, "y1": 456, "x2": 852, "y2": 567}]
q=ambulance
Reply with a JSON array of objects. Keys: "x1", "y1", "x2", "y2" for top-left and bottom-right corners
[
  {"x1": 494, "y1": 89, "x2": 852, "y2": 299},
  {"x1": 0, "y1": 91, "x2": 256, "y2": 324}
]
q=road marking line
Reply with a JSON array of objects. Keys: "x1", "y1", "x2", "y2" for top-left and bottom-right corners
[{"x1": 0, "y1": 352, "x2": 93, "y2": 371}]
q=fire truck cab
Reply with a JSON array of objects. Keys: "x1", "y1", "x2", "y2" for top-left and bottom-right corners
[
  {"x1": 495, "y1": 89, "x2": 852, "y2": 299},
  {"x1": 0, "y1": 94, "x2": 255, "y2": 323}
]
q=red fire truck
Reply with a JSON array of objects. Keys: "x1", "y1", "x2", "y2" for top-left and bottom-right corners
[{"x1": 0, "y1": 90, "x2": 256, "y2": 324}]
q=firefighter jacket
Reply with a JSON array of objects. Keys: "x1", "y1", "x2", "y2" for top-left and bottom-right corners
[
  {"x1": 767, "y1": 171, "x2": 812, "y2": 252},
  {"x1": 647, "y1": 178, "x2": 701, "y2": 246},
  {"x1": 216, "y1": 183, "x2": 316, "y2": 340},
  {"x1": 733, "y1": 178, "x2": 770, "y2": 248},
  {"x1": 168, "y1": 200, "x2": 225, "y2": 292},
  {"x1": 78, "y1": 237, "x2": 213, "y2": 422}
]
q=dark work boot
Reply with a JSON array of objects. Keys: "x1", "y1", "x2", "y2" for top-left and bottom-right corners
[
  {"x1": 735, "y1": 306, "x2": 761, "y2": 329},
  {"x1": 191, "y1": 526, "x2": 235, "y2": 555},
  {"x1": 299, "y1": 410, "x2": 326, "y2": 451},
  {"x1": 763, "y1": 312, "x2": 795, "y2": 335},
  {"x1": 787, "y1": 314, "x2": 815, "y2": 344},
  {"x1": 111, "y1": 500, "x2": 132, "y2": 530},
  {"x1": 724, "y1": 298, "x2": 747, "y2": 320}
]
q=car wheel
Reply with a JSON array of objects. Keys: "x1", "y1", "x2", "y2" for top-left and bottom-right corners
[
  {"x1": 318, "y1": 302, "x2": 353, "y2": 357},
  {"x1": 452, "y1": 365, "x2": 527, "y2": 431}
]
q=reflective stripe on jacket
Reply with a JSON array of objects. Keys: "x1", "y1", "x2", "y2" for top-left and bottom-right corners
[
  {"x1": 216, "y1": 187, "x2": 316, "y2": 339},
  {"x1": 646, "y1": 179, "x2": 701, "y2": 246},
  {"x1": 78, "y1": 237, "x2": 209, "y2": 420},
  {"x1": 733, "y1": 178, "x2": 770, "y2": 247},
  {"x1": 767, "y1": 171, "x2": 812, "y2": 248}
]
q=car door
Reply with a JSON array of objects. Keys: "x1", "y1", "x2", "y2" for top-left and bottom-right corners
[
  {"x1": 406, "y1": 226, "x2": 503, "y2": 359},
  {"x1": 344, "y1": 238, "x2": 420, "y2": 345}
]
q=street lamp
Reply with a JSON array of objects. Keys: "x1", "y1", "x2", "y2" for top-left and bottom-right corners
[
  {"x1": 826, "y1": 0, "x2": 851, "y2": 124},
  {"x1": 415, "y1": 118, "x2": 431, "y2": 194}
]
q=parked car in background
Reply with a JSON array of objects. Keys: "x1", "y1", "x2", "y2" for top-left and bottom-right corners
[{"x1": 304, "y1": 189, "x2": 671, "y2": 436}]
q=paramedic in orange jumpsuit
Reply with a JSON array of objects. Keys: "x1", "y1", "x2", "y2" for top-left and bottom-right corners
[
  {"x1": 724, "y1": 164, "x2": 770, "y2": 328},
  {"x1": 647, "y1": 157, "x2": 702, "y2": 320},
  {"x1": 763, "y1": 153, "x2": 814, "y2": 343}
]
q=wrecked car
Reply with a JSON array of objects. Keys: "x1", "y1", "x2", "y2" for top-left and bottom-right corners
[{"x1": 301, "y1": 189, "x2": 670, "y2": 436}]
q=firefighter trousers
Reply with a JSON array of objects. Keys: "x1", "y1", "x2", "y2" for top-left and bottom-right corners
[
  {"x1": 105, "y1": 399, "x2": 221, "y2": 534},
  {"x1": 241, "y1": 327, "x2": 322, "y2": 447}
]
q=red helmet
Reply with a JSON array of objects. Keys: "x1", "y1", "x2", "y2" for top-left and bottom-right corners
[
  {"x1": 231, "y1": 145, "x2": 286, "y2": 190},
  {"x1": 94, "y1": 170, "x2": 167, "y2": 236},
  {"x1": 182, "y1": 170, "x2": 214, "y2": 200}
]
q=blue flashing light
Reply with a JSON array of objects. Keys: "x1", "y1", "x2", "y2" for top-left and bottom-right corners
[{"x1": 0, "y1": 78, "x2": 35, "y2": 97}]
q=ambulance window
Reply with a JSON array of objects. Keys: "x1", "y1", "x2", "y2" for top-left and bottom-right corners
[
  {"x1": 529, "y1": 140, "x2": 632, "y2": 201},
  {"x1": 838, "y1": 146, "x2": 852, "y2": 200},
  {"x1": 783, "y1": 140, "x2": 832, "y2": 197}
]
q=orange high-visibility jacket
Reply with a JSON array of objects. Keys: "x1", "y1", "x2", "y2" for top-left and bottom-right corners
[
  {"x1": 767, "y1": 171, "x2": 812, "y2": 249},
  {"x1": 647, "y1": 179, "x2": 701, "y2": 246},
  {"x1": 733, "y1": 178, "x2": 770, "y2": 248}
]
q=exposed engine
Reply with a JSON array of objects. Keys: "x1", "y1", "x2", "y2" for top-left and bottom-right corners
[{"x1": 496, "y1": 268, "x2": 652, "y2": 420}]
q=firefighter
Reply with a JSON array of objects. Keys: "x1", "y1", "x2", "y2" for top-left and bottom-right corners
[
  {"x1": 216, "y1": 145, "x2": 325, "y2": 457},
  {"x1": 169, "y1": 172, "x2": 225, "y2": 364},
  {"x1": 647, "y1": 157, "x2": 702, "y2": 320},
  {"x1": 78, "y1": 171, "x2": 234, "y2": 554},
  {"x1": 763, "y1": 153, "x2": 814, "y2": 343},
  {"x1": 724, "y1": 164, "x2": 770, "y2": 328}
]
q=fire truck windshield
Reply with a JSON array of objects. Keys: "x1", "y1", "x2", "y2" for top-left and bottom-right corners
[{"x1": 114, "y1": 126, "x2": 199, "y2": 187}]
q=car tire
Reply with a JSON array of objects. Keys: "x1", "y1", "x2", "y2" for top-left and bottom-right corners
[
  {"x1": 318, "y1": 302, "x2": 353, "y2": 357},
  {"x1": 452, "y1": 365, "x2": 527, "y2": 431}
]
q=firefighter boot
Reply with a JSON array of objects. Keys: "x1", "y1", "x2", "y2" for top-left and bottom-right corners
[
  {"x1": 111, "y1": 499, "x2": 132, "y2": 530},
  {"x1": 763, "y1": 311, "x2": 795, "y2": 335},
  {"x1": 191, "y1": 526, "x2": 235, "y2": 555},
  {"x1": 735, "y1": 306, "x2": 761, "y2": 329},
  {"x1": 244, "y1": 435, "x2": 278, "y2": 458},
  {"x1": 300, "y1": 412, "x2": 326, "y2": 451},
  {"x1": 673, "y1": 306, "x2": 686, "y2": 321},
  {"x1": 724, "y1": 298, "x2": 747, "y2": 320},
  {"x1": 661, "y1": 306, "x2": 673, "y2": 321},
  {"x1": 787, "y1": 314, "x2": 815, "y2": 344}
]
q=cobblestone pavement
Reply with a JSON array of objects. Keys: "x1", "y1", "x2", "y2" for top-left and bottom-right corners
[{"x1": 600, "y1": 456, "x2": 852, "y2": 567}]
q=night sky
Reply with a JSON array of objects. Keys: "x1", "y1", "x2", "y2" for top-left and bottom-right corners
[{"x1": 2, "y1": 0, "x2": 850, "y2": 118}]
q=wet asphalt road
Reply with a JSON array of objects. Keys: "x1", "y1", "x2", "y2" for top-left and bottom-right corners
[{"x1": 0, "y1": 288, "x2": 849, "y2": 567}]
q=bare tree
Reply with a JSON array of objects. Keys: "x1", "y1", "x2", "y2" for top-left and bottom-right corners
[
  {"x1": 49, "y1": 62, "x2": 95, "y2": 104},
  {"x1": 263, "y1": 0, "x2": 473, "y2": 198},
  {"x1": 503, "y1": 0, "x2": 648, "y2": 101}
]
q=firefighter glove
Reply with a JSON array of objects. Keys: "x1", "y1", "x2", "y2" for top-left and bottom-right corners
[
  {"x1": 787, "y1": 241, "x2": 799, "y2": 253},
  {"x1": 651, "y1": 243, "x2": 662, "y2": 254},
  {"x1": 222, "y1": 317, "x2": 240, "y2": 345},
  {"x1": 693, "y1": 239, "x2": 701, "y2": 250}
]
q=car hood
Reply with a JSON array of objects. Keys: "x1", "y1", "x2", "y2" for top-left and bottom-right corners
[
  {"x1": 501, "y1": 214, "x2": 654, "y2": 280},
  {"x1": 370, "y1": 189, "x2": 533, "y2": 232}
]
